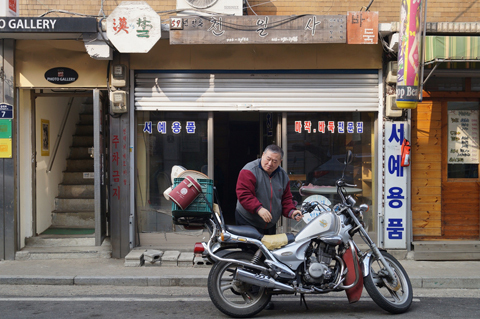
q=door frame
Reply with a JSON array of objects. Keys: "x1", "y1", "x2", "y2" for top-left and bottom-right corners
[{"x1": 441, "y1": 99, "x2": 480, "y2": 239}]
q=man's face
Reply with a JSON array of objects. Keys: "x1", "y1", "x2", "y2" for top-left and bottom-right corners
[{"x1": 261, "y1": 150, "x2": 282, "y2": 175}]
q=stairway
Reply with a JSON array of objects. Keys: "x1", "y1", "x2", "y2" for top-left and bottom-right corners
[
  {"x1": 16, "y1": 100, "x2": 111, "y2": 260},
  {"x1": 51, "y1": 102, "x2": 95, "y2": 230}
]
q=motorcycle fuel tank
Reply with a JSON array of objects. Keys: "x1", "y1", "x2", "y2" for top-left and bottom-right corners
[{"x1": 295, "y1": 211, "x2": 340, "y2": 242}]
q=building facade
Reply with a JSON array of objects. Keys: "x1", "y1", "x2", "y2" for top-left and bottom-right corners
[{"x1": 1, "y1": 0, "x2": 480, "y2": 260}]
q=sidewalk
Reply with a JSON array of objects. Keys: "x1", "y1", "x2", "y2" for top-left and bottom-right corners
[{"x1": 1, "y1": 254, "x2": 480, "y2": 289}]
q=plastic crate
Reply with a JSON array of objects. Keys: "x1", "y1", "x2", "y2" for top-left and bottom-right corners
[{"x1": 171, "y1": 178, "x2": 213, "y2": 225}]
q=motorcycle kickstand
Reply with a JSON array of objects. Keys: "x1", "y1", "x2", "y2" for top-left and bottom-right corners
[{"x1": 299, "y1": 293, "x2": 309, "y2": 310}]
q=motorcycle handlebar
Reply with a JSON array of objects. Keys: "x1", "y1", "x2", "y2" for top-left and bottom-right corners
[{"x1": 335, "y1": 179, "x2": 357, "y2": 188}]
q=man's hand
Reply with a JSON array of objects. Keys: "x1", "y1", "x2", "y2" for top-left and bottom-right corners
[
  {"x1": 292, "y1": 210, "x2": 303, "y2": 221},
  {"x1": 257, "y1": 207, "x2": 272, "y2": 223}
]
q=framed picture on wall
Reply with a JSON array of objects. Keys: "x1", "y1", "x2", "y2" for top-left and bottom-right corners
[{"x1": 41, "y1": 119, "x2": 50, "y2": 156}]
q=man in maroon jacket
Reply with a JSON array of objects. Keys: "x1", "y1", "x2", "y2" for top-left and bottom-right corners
[{"x1": 235, "y1": 144, "x2": 303, "y2": 235}]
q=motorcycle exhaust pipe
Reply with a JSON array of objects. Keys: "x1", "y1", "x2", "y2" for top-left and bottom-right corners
[{"x1": 235, "y1": 269, "x2": 295, "y2": 292}]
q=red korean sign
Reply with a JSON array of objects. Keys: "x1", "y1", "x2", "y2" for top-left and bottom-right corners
[{"x1": 346, "y1": 11, "x2": 378, "y2": 44}]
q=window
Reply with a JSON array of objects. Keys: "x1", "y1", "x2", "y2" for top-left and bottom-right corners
[
  {"x1": 136, "y1": 111, "x2": 208, "y2": 232},
  {"x1": 447, "y1": 102, "x2": 480, "y2": 179},
  {"x1": 286, "y1": 112, "x2": 376, "y2": 236}
]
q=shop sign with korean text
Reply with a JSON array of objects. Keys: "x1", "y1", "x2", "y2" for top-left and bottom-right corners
[
  {"x1": 170, "y1": 15, "x2": 346, "y2": 45},
  {"x1": 346, "y1": 11, "x2": 378, "y2": 44},
  {"x1": 384, "y1": 121, "x2": 408, "y2": 249},
  {"x1": 106, "y1": 1, "x2": 161, "y2": 53}
]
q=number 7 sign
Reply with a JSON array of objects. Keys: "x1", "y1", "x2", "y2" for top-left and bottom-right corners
[{"x1": 0, "y1": 103, "x2": 13, "y2": 119}]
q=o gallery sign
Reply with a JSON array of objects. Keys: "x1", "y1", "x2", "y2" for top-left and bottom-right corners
[{"x1": 0, "y1": 17, "x2": 97, "y2": 33}]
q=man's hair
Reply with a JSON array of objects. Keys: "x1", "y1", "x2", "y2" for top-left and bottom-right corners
[{"x1": 264, "y1": 144, "x2": 284, "y2": 159}]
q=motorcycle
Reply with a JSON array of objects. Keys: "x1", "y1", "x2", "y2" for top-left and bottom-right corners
[{"x1": 192, "y1": 150, "x2": 413, "y2": 318}]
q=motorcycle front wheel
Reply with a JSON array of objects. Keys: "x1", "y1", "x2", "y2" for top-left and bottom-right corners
[
  {"x1": 207, "y1": 251, "x2": 271, "y2": 318},
  {"x1": 363, "y1": 251, "x2": 413, "y2": 314}
]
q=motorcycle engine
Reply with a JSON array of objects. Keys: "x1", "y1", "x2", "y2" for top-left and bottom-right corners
[{"x1": 303, "y1": 242, "x2": 335, "y2": 284}]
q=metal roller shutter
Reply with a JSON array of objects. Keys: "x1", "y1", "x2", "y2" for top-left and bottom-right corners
[{"x1": 134, "y1": 72, "x2": 379, "y2": 112}]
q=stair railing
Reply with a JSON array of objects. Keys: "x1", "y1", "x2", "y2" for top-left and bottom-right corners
[{"x1": 47, "y1": 97, "x2": 74, "y2": 173}]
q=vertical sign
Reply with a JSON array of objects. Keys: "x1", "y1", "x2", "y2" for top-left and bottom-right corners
[
  {"x1": 384, "y1": 121, "x2": 408, "y2": 249},
  {"x1": 347, "y1": 11, "x2": 378, "y2": 44},
  {"x1": 396, "y1": 0, "x2": 423, "y2": 109},
  {"x1": 448, "y1": 110, "x2": 480, "y2": 164}
]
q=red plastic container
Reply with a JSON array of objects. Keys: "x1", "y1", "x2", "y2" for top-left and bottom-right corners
[{"x1": 168, "y1": 175, "x2": 202, "y2": 210}]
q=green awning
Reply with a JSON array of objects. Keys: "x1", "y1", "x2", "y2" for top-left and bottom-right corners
[{"x1": 424, "y1": 36, "x2": 480, "y2": 67}]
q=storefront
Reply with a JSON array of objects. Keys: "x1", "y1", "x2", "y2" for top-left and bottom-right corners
[
  {"x1": 130, "y1": 40, "x2": 383, "y2": 245},
  {"x1": 412, "y1": 36, "x2": 480, "y2": 245}
]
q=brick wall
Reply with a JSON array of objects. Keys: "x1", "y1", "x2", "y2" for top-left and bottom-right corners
[{"x1": 17, "y1": 0, "x2": 480, "y2": 23}]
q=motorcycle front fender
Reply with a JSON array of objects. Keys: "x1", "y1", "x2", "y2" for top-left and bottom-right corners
[{"x1": 362, "y1": 252, "x2": 373, "y2": 277}]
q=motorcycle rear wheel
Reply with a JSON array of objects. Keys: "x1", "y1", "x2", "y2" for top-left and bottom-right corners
[
  {"x1": 363, "y1": 251, "x2": 413, "y2": 314},
  {"x1": 208, "y1": 251, "x2": 271, "y2": 318}
]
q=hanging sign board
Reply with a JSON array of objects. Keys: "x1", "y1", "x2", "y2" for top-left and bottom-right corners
[
  {"x1": 44, "y1": 67, "x2": 78, "y2": 85},
  {"x1": 0, "y1": 17, "x2": 97, "y2": 33},
  {"x1": 0, "y1": 120, "x2": 12, "y2": 138},
  {"x1": 0, "y1": 138, "x2": 12, "y2": 158},
  {"x1": 396, "y1": 0, "x2": 423, "y2": 109},
  {"x1": 384, "y1": 121, "x2": 408, "y2": 249},
  {"x1": 170, "y1": 15, "x2": 346, "y2": 45},
  {"x1": 346, "y1": 11, "x2": 378, "y2": 44},
  {"x1": 448, "y1": 110, "x2": 480, "y2": 164},
  {"x1": 106, "y1": 1, "x2": 161, "y2": 53},
  {"x1": 0, "y1": 103, "x2": 13, "y2": 119}
]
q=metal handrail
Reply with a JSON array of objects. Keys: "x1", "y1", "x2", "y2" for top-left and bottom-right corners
[{"x1": 47, "y1": 97, "x2": 74, "y2": 173}]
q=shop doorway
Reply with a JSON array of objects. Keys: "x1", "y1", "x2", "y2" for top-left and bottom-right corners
[
  {"x1": 441, "y1": 101, "x2": 480, "y2": 239},
  {"x1": 214, "y1": 112, "x2": 279, "y2": 224},
  {"x1": 32, "y1": 90, "x2": 108, "y2": 245}
]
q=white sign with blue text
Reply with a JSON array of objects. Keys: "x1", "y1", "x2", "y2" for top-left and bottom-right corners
[{"x1": 384, "y1": 121, "x2": 408, "y2": 249}]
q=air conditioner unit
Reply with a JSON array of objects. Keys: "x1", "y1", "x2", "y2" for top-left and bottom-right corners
[
  {"x1": 386, "y1": 61, "x2": 398, "y2": 84},
  {"x1": 386, "y1": 94, "x2": 402, "y2": 117},
  {"x1": 176, "y1": 0, "x2": 244, "y2": 16}
]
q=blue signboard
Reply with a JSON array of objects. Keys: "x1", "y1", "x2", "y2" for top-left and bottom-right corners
[{"x1": 0, "y1": 103, "x2": 13, "y2": 119}]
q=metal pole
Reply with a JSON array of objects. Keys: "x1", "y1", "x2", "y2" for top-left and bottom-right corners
[{"x1": 419, "y1": 0, "x2": 428, "y2": 101}]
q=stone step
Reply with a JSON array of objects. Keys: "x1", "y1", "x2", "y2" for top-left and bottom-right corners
[
  {"x1": 82, "y1": 102, "x2": 93, "y2": 113},
  {"x1": 66, "y1": 159, "x2": 94, "y2": 172},
  {"x1": 413, "y1": 241, "x2": 480, "y2": 261},
  {"x1": 69, "y1": 147, "x2": 92, "y2": 159},
  {"x1": 124, "y1": 249, "x2": 213, "y2": 268},
  {"x1": 55, "y1": 198, "x2": 94, "y2": 211},
  {"x1": 51, "y1": 211, "x2": 95, "y2": 228},
  {"x1": 75, "y1": 124, "x2": 93, "y2": 136},
  {"x1": 25, "y1": 236, "x2": 95, "y2": 247},
  {"x1": 79, "y1": 113, "x2": 93, "y2": 125},
  {"x1": 58, "y1": 184, "x2": 95, "y2": 199},
  {"x1": 16, "y1": 239, "x2": 111, "y2": 260},
  {"x1": 62, "y1": 172, "x2": 95, "y2": 185},
  {"x1": 72, "y1": 136, "x2": 93, "y2": 147}
]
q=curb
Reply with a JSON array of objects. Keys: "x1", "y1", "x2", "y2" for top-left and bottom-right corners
[{"x1": 1, "y1": 275, "x2": 480, "y2": 289}]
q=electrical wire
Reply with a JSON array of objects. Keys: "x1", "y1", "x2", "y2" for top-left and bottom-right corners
[{"x1": 244, "y1": 0, "x2": 258, "y2": 16}]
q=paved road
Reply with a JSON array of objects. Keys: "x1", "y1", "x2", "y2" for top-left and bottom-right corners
[{"x1": 0, "y1": 286, "x2": 479, "y2": 318}]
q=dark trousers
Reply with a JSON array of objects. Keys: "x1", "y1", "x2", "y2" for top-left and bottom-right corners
[{"x1": 235, "y1": 210, "x2": 276, "y2": 235}]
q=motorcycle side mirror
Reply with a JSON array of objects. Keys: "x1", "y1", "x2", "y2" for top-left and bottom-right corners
[
  {"x1": 341, "y1": 150, "x2": 353, "y2": 179},
  {"x1": 345, "y1": 150, "x2": 353, "y2": 165}
]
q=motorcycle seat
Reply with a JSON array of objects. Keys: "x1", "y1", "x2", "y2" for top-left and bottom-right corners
[{"x1": 225, "y1": 225, "x2": 263, "y2": 240}]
